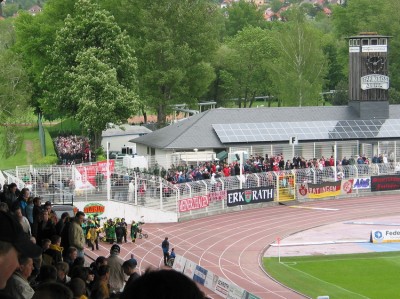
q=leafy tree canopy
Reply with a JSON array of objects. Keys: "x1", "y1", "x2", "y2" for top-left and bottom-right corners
[{"x1": 40, "y1": 0, "x2": 138, "y2": 143}]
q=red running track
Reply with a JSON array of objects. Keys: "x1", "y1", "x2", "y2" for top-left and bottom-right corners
[{"x1": 86, "y1": 194, "x2": 400, "y2": 299}]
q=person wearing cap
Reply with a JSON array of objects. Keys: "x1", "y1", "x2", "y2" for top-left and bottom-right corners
[
  {"x1": 0, "y1": 211, "x2": 42, "y2": 291},
  {"x1": 122, "y1": 258, "x2": 140, "y2": 292},
  {"x1": 69, "y1": 211, "x2": 86, "y2": 258},
  {"x1": 4, "y1": 255, "x2": 35, "y2": 299},
  {"x1": 108, "y1": 244, "x2": 125, "y2": 294}
]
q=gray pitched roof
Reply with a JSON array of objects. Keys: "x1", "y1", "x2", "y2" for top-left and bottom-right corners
[
  {"x1": 102, "y1": 124, "x2": 152, "y2": 137},
  {"x1": 133, "y1": 105, "x2": 400, "y2": 150}
]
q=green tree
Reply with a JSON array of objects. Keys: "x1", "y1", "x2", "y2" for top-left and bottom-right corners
[
  {"x1": 0, "y1": 20, "x2": 32, "y2": 158},
  {"x1": 270, "y1": 0, "x2": 284, "y2": 13},
  {"x1": 118, "y1": 0, "x2": 221, "y2": 125},
  {"x1": 40, "y1": 0, "x2": 138, "y2": 145},
  {"x1": 332, "y1": 0, "x2": 383, "y2": 37},
  {"x1": 68, "y1": 49, "x2": 137, "y2": 146},
  {"x1": 323, "y1": 39, "x2": 344, "y2": 91},
  {"x1": 270, "y1": 8, "x2": 327, "y2": 107},
  {"x1": 13, "y1": 0, "x2": 78, "y2": 118},
  {"x1": 332, "y1": 0, "x2": 400, "y2": 92},
  {"x1": 225, "y1": 0, "x2": 266, "y2": 37},
  {"x1": 0, "y1": 20, "x2": 31, "y2": 123},
  {"x1": 216, "y1": 26, "x2": 276, "y2": 108}
]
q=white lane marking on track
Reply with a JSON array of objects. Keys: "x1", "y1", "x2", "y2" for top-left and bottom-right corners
[
  {"x1": 289, "y1": 206, "x2": 339, "y2": 211},
  {"x1": 344, "y1": 221, "x2": 400, "y2": 226}
]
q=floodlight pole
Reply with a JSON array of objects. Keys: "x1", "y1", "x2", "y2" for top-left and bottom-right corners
[
  {"x1": 239, "y1": 151, "x2": 243, "y2": 189},
  {"x1": 194, "y1": 148, "x2": 198, "y2": 167},
  {"x1": 106, "y1": 142, "x2": 111, "y2": 201},
  {"x1": 334, "y1": 142, "x2": 337, "y2": 181}
]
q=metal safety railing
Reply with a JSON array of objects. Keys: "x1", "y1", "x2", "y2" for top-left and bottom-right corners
[{"x1": 2, "y1": 162, "x2": 400, "y2": 220}]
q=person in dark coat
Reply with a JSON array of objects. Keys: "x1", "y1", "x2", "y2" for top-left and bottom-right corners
[
  {"x1": 31, "y1": 197, "x2": 42, "y2": 238},
  {"x1": 161, "y1": 237, "x2": 169, "y2": 266},
  {"x1": 122, "y1": 258, "x2": 140, "y2": 292},
  {"x1": 36, "y1": 210, "x2": 56, "y2": 246}
]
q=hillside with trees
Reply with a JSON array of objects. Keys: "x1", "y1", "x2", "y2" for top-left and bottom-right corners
[{"x1": 1, "y1": 0, "x2": 400, "y2": 150}]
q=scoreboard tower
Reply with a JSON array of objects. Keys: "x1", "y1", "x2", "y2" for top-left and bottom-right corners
[{"x1": 348, "y1": 33, "x2": 390, "y2": 119}]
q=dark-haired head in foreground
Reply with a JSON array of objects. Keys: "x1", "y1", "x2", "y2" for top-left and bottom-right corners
[{"x1": 120, "y1": 269, "x2": 205, "y2": 299}]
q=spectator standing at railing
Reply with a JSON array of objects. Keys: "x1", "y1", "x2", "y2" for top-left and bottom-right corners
[
  {"x1": 15, "y1": 188, "x2": 30, "y2": 217},
  {"x1": 223, "y1": 164, "x2": 230, "y2": 177},
  {"x1": 36, "y1": 210, "x2": 56, "y2": 247},
  {"x1": 68, "y1": 211, "x2": 86, "y2": 259},
  {"x1": 26, "y1": 197, "x2": 34, "y2": 226}
]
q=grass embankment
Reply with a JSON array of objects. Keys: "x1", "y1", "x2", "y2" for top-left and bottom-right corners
[
  {"x1": 264, "y1": 251, "x2": 400, "y2": 299},
  {"x1": 0, "y1": 118, "x2": 85, "y2": 170},
  {"x1": 0, "y1": 125, "x2": 58, "y2": 170}
]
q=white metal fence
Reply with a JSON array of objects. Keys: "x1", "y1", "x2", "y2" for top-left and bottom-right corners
[{"x1": 2, "y1": 161, "x2": 400, "y2": 221}]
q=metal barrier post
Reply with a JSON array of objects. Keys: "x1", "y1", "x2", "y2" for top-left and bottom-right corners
[
  {"x1": 134, "y1": 172, "x2": 138, "y2": 205},
  {"x1": 159, "y1": 176, "x2": 163, "y2": 210}
]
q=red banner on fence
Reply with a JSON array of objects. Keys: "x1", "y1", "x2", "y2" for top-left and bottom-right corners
[{"x1": 179, "y1": 195, "x2": 210, "y2": 212}]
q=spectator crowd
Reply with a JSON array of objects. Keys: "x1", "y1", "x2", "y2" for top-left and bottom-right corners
[
  {"x1": 54, "y1": 135, "x2": 92, "y2": 165},
  {"x1": 0, "y1": 183, "x2": 206, "y2": 299},
  {"x1": 162, "y1": 152, "x2": 391, "y2": 184}
]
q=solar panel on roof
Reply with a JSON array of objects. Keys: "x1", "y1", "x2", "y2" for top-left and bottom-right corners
[{"x1": 212, "y1": 119, "x2": 400, "y2": 143}]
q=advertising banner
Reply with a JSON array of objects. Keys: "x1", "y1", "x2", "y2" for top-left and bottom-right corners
[
  {"x1": 214, "y1": 276, "x2": 231, "y2": 298},
  {"x1": 183, "y1": 259, "x2": 197, "y2": 280},
  {"x1": 209, "y1": 190, "x2": 227, "y2": 202},
  {"x1": 341, "y1": 179, "x2": 354, "y2": 195},
  {"x1": 371, "y1": 229, "x2": 400, "y2": 243},
  {"x1": 371, "y1": 175, "x2": 400, "y2": 192},
  {"x1": 353, "y1": 177, "x2": 371, "y2": 190},
  {"x1": 172, "y1": 255, "x2": 186, "y2": 273},
  {"x1": 193, "y1": 265, "x2": 208, "y2": 286},
  {"x1": 83, "y1": 203, "x2": 105, "y2": 216},
  {"x1": 179, "y1": 190, "x2": 228, "y2": 212},
  {"x1": 227, "y1": 186, "x2": 274, "y2": 207},
  {"x1": 204, "y1": 271, "x2": 218, "y2": 292},
  {"x1": 96, "y1": 160, "x2": 115, "y2": 178},
  {"x1": 242, "y1": 292, "x2": 261, "y2": 299},
  {"x1": 179, "y1": 195, "x2": 210, "y2": 212},
  {"x1": 227, "y1": 284, "x2": 246, "y2": 299},
  {"x1": 297, "y1": 180, "x2": 353, "y2": 199},
  {"x1": 74, "y1": 167, "x2": 95, "y2": 191},
  {"x1": 75, "y1": 161, "x2": 115, "y2": 190}
]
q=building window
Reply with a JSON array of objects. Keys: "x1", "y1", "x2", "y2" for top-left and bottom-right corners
[
  {"x1": 362, "y1": 39, "x2": 369, "y2": 46},
  {"x1": 371, "y1": 39, "x2": 378, "y2": 45}
]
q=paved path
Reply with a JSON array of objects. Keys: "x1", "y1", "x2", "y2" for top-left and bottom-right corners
[{"x1": 86, "y1": 194, "x2": 400, "y2": 299}]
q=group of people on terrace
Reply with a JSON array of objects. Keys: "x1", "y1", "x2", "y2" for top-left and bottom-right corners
[
  {"x1": 54, "y1": 135, "x2": 92, "y2": 165},
  {"x1": 163, "y1": 153, "x2": 391, "y2": 184}
]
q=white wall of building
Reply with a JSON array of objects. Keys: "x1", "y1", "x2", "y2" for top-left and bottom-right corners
[
  {"x1": 74, "y1": 200, "x2": 177, "y2": 223},
  {"x1": 101, "y1": 135, "x2": 138, "y2": 153}
]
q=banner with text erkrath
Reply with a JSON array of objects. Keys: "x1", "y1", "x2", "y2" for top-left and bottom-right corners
[
  {"x1": 371, "y1": 175, "x2": 400, "y2": 192},
  {"x1": 227, "y1": 186, "x2": 274, "y2": 207}
]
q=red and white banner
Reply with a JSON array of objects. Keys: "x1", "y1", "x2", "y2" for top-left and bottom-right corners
[
  {"x1": 297, "y1": 179, "x2": 353, "y2": 199},
  {"x1": 75, "y1": 161, "x2": 115, "y2": 189},
  {"x1": 179, "y1": 195, "x2": 210, "y2": 212}
]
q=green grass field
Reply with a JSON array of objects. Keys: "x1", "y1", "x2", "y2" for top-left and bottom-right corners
[{"x1": 263, "y1": 251, "x2": 400, "y2": 299}]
